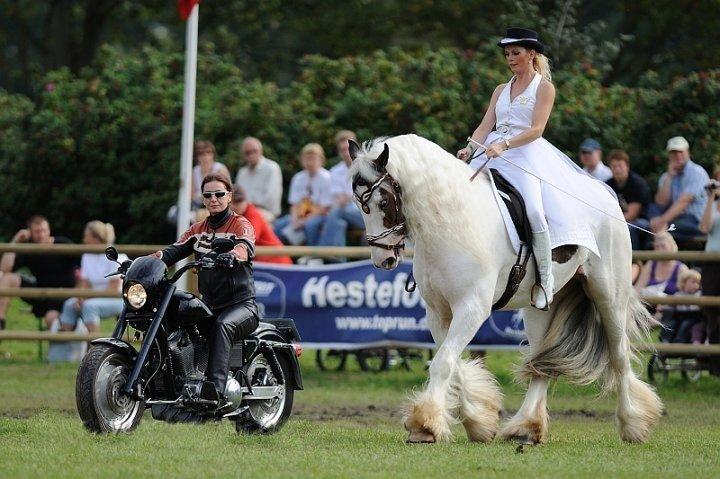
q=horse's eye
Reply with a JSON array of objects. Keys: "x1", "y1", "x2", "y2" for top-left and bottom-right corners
[{"x1": 379, "y1": 199, "x2": 388, "y2": 210}]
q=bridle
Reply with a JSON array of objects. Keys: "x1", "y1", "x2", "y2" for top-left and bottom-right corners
[{"x1": 353, "y1": 171, "x2": 406, "y2": 256}]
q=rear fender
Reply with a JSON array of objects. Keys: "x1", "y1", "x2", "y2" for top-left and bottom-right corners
[{"x1": 255, "y1": 331, "x2": 303, "y2": 390}]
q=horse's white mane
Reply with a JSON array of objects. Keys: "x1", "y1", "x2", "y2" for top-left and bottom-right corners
[{"x1": 349, "y1": 134, "x2": 499, "y2": 260}]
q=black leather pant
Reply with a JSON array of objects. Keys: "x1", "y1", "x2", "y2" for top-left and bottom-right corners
[{"x1": 206, "y1": 300, "x2": 259, "y2": 394}]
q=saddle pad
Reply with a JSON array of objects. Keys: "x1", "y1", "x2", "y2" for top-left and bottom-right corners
[{"x1": 488, "y1": 169, "x2": 526, "y2": 254}]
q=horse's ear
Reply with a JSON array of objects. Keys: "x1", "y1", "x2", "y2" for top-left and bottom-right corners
[
  {"x1": 348, "y1": 139, "x2": 361, "y2": 161},
  {"x1": 375, "y1": 143, "x2": 389, "y2": 170}
]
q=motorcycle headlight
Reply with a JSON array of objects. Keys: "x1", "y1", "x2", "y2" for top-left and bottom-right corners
[{"x1": 125, "y1": 283, "x2": 147, "y2": 309}]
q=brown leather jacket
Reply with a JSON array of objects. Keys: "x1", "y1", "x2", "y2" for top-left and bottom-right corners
[{"x1": 159, "y1": 211, "x2": 256, "y2": 310}]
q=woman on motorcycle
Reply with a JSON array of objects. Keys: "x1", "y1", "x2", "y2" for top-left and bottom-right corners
[{"x1": 154, "y1": 172, "x2": 258, "y2": 402}]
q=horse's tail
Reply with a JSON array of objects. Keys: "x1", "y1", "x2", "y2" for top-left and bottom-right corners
[
  {"x1": 625, "y1": 290, "x2": 661, "y2": 365},
  {"x1": 520, "y1": 279, "x2": 656, "y2": 392}
]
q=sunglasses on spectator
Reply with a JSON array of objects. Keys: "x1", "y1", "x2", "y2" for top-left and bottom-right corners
[{"x1": 202, "y1": 191, "x2": 229, "y2": 199}]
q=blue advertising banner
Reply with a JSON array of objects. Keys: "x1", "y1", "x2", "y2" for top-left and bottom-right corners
[{"x1": 253, "y1": 260, "x2": 525, "y2": 350}]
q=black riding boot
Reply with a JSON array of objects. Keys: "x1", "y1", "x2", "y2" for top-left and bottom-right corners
[{"x1": 207, "y1": 301, "x2": 259, "y2": 396}]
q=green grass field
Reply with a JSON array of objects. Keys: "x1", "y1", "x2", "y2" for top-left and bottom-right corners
[{"x1": 1, "y1": 300, "x2": 719, "y2": 479}]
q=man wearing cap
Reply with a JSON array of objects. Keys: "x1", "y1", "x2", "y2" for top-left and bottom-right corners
[
  {"x1": 648, "y1": 136, "x2": 709, "y2": 236},
  {"x1": 579, "y1": 138, "x2": 612, "y2": 182}
]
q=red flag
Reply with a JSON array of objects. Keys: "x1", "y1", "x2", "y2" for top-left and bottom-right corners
[{"x1": 177, "y1": 0, "x2": 200, "y2": 21}]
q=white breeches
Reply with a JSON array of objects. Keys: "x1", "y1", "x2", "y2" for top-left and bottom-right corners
[{"x1": 491, "y1": 162, "x2": 548, "y2": 233}]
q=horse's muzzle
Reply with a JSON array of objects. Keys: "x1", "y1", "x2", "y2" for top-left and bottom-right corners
[{"x1": 380, "y1": 256, "x2": 397, "y2": 270}]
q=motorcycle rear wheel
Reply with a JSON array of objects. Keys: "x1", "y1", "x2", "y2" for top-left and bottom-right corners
[
  {"x1": 76, "y1": 344, "x2": 144, "y2": 433},
  {"x1": 235, "y1": 353, "x2": 294, "y2": 434}
]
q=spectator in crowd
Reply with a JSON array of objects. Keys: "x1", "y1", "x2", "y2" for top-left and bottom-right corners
[
  {"x1": 699, "y1": 175, "x2": 720, "y2": 373},
  {"x1": 59, "y1": 221, "x2": 125, "y2": 333},
  {"x1": 648, "y1": 136, "x2": 709, "y2": 236},
  {"x1": 235, "y1": 137, "x2": 283, "y2": 222},
  {"x1": 659, "y1": 269, "x2": 702, "y2": 344},
  {"x1": 230, "y1": 187, "x2": 292, "y2": 264},
  {"x1": 605, "y1": 149, "x2": 652, "y2": 249},
  {"x1": 317, "y1": 130, "x2": 366, "y2": 255},
  {"x1": 634, "y1": 231, "x2": 688, "y2": 296},
  {"x1": 274, "y1": 143, "x2": 332, "y2": 246},
  {"x1": 191, "y1": 141, "x2": 231, "y2": 207},
  {"x1": 579, "y1": 138, "x2": 612, "y2": 182},
  {"x1": 0, "y1": 216, "x2": 79, "y2": 330}
]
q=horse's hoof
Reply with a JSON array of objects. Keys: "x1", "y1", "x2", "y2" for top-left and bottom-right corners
[
  {"x1": 512, "y1": 434, "x2": 535, "y2": 445},
  {"x1": 406, "y1": 430, "x2": 436, "y2": 444},
  {"x1": 515, "y1": 441, "x2": 539, "y2": 454}
]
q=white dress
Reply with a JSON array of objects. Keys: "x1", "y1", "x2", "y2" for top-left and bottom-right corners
[{"x1": 469, "y1": 73, "x2": 619, "y2": 257}]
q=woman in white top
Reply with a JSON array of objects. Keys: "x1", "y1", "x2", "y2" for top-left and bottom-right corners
[
  {"x1": 457, "y1": 28, "x2": 617, "y2": 309},
  {"x1": 59, "y1": 221, "x2": 124, "y2": 332}
]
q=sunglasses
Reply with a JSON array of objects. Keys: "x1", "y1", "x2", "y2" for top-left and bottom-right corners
[{"x1": 202, "y1": 191, "x2": 229, "y2": 199}]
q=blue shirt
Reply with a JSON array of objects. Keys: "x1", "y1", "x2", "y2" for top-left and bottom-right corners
[{"x1": 657, "y1": 159, "x2": 709, "y2": 221}]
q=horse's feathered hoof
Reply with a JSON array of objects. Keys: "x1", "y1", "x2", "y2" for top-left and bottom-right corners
[{"x1": 406, "y1": 430, "x2": 436, "y2": 444}]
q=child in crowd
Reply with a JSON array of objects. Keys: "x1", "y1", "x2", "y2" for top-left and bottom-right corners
[{"x1": 659, "y1": 269, "x2": 702, "y2": 343}]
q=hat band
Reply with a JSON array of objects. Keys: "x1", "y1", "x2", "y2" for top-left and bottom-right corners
[{"x1": 499, "y1": 37, "x2": 539, "y2": 45}]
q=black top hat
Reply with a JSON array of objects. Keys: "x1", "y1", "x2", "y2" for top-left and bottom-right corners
[{"x1": 497, "y1": 27, "x2": 545, "y2": 54}]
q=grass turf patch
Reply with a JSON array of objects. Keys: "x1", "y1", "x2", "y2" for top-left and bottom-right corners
[{"x1": 1, "y1": 299, "x2": 719, "y2": 478}]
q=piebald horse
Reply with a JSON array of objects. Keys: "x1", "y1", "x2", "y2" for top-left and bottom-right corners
[{"x1": 348, "y1": 134, "x2": 662, "y2": 444}]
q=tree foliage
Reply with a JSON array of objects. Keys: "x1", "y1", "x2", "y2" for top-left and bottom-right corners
[
  {"x1": 2, "y1": 0, "x2": 717, "y2": 96},
  {"x1": 1, "y1": 44, "x2": 718, "y2": 243}
]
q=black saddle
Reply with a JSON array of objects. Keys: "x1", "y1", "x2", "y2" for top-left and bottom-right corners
[
  {"x1": 489, "y1": 169, "x2": 537, "y2": 311},
  {"x1": 490, "y1": 169, "x2": 532, "y2": 245}
]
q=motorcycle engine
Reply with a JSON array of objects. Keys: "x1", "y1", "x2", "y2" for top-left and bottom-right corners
[{"x1": 168, "y1": 330, "x2": 196, "y2": 378}]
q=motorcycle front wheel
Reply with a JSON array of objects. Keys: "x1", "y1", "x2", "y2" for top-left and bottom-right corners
[
  {"x1": 75, "y1": 344, "x2": 144, "y2": 433},
  {"x1": 235, "y1": 352, "x2": 294, "y2": 434}
]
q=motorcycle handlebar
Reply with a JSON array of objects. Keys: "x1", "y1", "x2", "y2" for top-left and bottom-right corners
[{"x1": 167, "y1": 256, "x2": 218, "y2": 283}]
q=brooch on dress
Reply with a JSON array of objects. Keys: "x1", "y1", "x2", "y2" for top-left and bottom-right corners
[{"x1": 515, "y1": 95, "x2": 530, "y2": 105}]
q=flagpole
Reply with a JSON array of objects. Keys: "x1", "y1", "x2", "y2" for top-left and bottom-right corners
[{"x1": 176, "y1": 2, "x2": 199, "y2": 290}]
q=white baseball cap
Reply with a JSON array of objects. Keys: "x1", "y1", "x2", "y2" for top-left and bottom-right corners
[{"x1": 666, "y1": 136, "x2": 690, "y2": 151}]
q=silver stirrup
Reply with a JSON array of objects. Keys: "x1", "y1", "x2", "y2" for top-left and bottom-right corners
[{"x1": 531, "y1": 283, "x2": 550, "y2": 311}]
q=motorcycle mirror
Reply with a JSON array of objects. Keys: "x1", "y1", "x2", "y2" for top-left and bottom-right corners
[
  {"x1": 105, "y1": 246, "x2": 119, "y2": 263},
  {"x1": 211, "y1": 237, "x2": 235, "y2": 254}
]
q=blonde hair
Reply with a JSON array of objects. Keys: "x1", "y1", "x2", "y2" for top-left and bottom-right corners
[
  {"x1": 533, "y1": 53, "x2": 552, "y2": 82},
  {"x1": 86, "y1": 220, "x2": 116, "y2": 245},
  {"x1": 300, "y1": 143, "x2": 326, "y2": 162},
  {"x1": 334, "y1": 130, "x2": 357, "y2": 146},
  {"x1": 653, "y1": 231, "x2": 678, "y2": 252},
  {"x1": 677, "y1": 269, "x2": 701, "y2": 291}
]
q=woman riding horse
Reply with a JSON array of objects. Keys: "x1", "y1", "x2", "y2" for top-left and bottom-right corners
[{"x1": 457, "y1": 28, "x2": 616, "y2": 310}]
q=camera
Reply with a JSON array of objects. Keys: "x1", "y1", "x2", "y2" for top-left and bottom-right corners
[{"x1": 704, "y1": 180, "x2": 720, "y2": 193}]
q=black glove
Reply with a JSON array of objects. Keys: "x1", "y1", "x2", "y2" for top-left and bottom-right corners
[{"x1": 215, "y1": 252, "x2": 236, "y2": 268}]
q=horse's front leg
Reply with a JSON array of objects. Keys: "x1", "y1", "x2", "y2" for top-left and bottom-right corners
[{"x1": 404, "y1": 292, "x2": 502, "y2": 443}]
